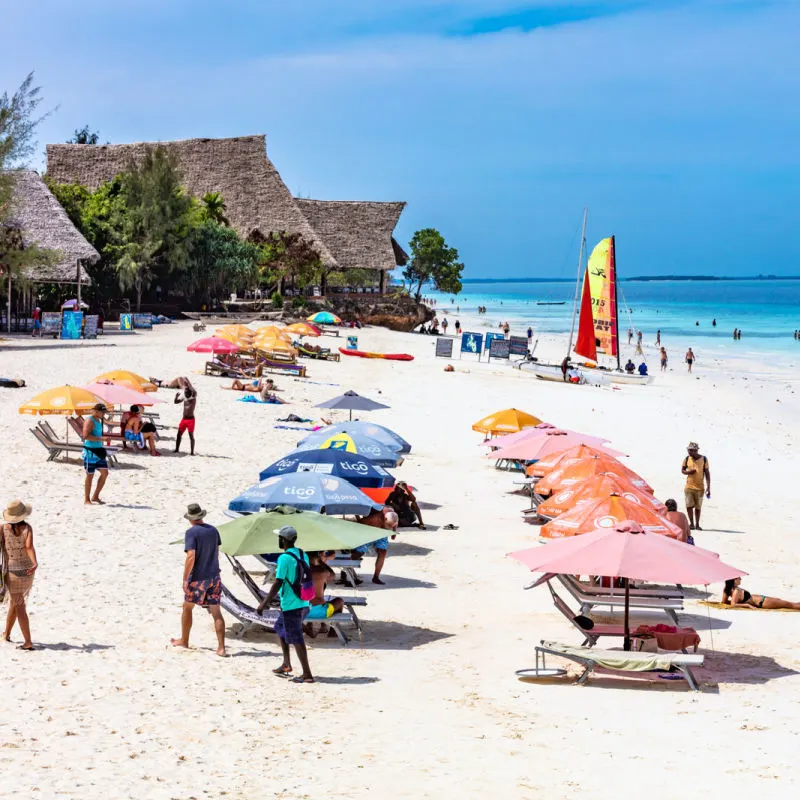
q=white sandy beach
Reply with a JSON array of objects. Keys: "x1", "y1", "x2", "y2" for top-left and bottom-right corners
[{"x1": 1, "y1": 319, "x2": 799, "y2": 799}]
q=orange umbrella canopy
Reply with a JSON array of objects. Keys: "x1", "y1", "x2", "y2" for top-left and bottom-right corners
[
  {"x1": 538, "y1": 474, "x2": 666, "y2": 519},
  {"x1": 19, "y1": 385, "x2": 105, "y2": 415},
  {"x1": 472, "y1": 408, "x2": 543, "y2": 436},
  {"x1": 285, "y1": 322, "x2": 321, "y2": 337},
  {"x1": 540, "y1": 493, "x2": 681, "y2": 540},
  {"x1": 92, "y1": 370, "x2": 158, "y2": 392},
  {"x1": 253, "y1": 325, "x2": 292, "y2": 342},
  {"x1": 527, "y1": 443, "x2": 620, "y2": 479},
  {"x1": 535, "y1": 453, "x2": 654, "y2": 497}
]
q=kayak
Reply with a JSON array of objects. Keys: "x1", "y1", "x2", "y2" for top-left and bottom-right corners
[{"x1": 338, "y1": 347, "x2": 414, "y2": 361}]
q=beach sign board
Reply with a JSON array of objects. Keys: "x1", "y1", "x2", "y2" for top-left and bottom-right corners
[
  {"x1": 120, "y1": 313, "x2": 133, "y2": 332},
  {"x1": 133, "y1": 313, "x2": 153, "y2": 329},
  {"x1": 509, "y1": 335, "x2": 529, "y2": 356},
  {"x1": 61, "y1": 311, "x2": 83, "y2": 340},
  {"x1": 489, "y1": 337, "x2": 512, "y2": 360},
  {"x1": 435, "y1": 337, "x2": 453, "y2": 358},
  {"x1": 484, "y1": 332, "x2": 504, "y2": 352},
  {"x1": 42, "y1": 312, "x2": 61, "y2": 338},
  {"x1": 460, "y1": 332, "x2": 483, "y2": 360},
  {"x1": 84, "y1": 315, "x2": 99, "y2": 339},
  {"x1": 346, "y1": 336, "x2": 358, "y2": 350}
]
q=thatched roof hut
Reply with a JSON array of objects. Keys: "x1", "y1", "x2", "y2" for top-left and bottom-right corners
[
  {"x1": 3, "y1": 170, "x2": 97, "y2": 283},
  {"x1": 46, "y1": 135, "x2": 337, "y2": 265},
  {"x1": 295, "y1": 199, "x2": 408, "y2": 272}
]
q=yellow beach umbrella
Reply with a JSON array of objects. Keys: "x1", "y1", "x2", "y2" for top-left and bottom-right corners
[
  {"x1": 254, "y1": 325, "x2": 291, "y2": 342},
  {"x1": 92, "y1": 370, "x2": 158, "y2": 393},
  {"x1": 254, "y1": 339, "x2": 297, "y2": 359},
  {"x1": 285, "y1": 322, "x2": 321, "y2": 337},
  {"x1": 472, "y1": 408, "x2": 543, "y2": 436},
  {"x1": 19, "y1": 385, "x2": 105, "y2": 416}
]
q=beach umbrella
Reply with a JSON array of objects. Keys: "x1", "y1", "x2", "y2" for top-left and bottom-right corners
[
  {"x1": 19, "y1": 385, "x2": 105, "y2": 416},
  {"x1": 535, "y1": 454, "x2": 653, "y2": 497},
  {"x1": 307, "y1": 311, "x2": 341, "y2": 325},
  {"x1": 187, "y1": 336, "x2": 240, "y2": 354},
  {"x1": 285, "y1": 322, "x2": 321, "y2": 337},
  {"x1": 527, "y1": 443, "x2": 623, "y2": 479},
  {"x1": 489, "y1": 429, "x2": 624, "y2": 464},
  {"x1": 472, "y1": 408, "x2": 543, "y2": 436},
  {"x1": 60, "y1": 298, "x2": 89, "y2": 309},
  {"x1": 483, "y1": 422, "x2": 612, "y2": 453},
  {"x1": 537, "y1": 474, "x2": 665, "y2": 519},
  {"x1": 540, "y1": 493, "x2": 682, "y2": 540},
  {"x1": 259, "y1": 448, "x2": 394, "y2": 488},
  {"x1": 298, "y1": 422, "x2": 409, "y2": 454},
  {"x1": 83, "y1": 380, "x2": 164, "y2": 408},
  {"x1": 253, "y1": 339, "x2": 298, "y2": 359},
  {"x1": 228, "y1": 473, "x2": 382, "y2": 515},
  {"x1": 509, "y1": 520, "x2": 745, "y2": 649},
  {"x1": 361, "y1": 485, "x2": 416, "y2": 504},
  {"x1": 214, "y1": 328, "x2": 254, "y2": 347},
  {"x1": 92, "y1": 370, "x2": 158, "y2": 392},
  {"x1": 314, "y1": 390, "x2": 389, "y2": 421},
  {"x1": 294, "y1": 431, "x2": 403, "y2": 468},
  {"x1": 253, "y1": 325, "x2": 292, "y2": 342},
  {"x1": 218, "y1": 507, "x2": 379, "y2": 555}
]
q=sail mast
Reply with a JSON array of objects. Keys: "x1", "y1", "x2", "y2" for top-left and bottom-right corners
[
  {"x1": 611, "y1": 234, "x2": 621, "y2": 370},
  {"x1": 566, "y1": 207, "x2": 588, "y2": 358}
]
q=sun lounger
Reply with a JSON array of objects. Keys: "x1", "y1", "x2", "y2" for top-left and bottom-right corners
[
  {"x1": 254, "y1": 358, "x2": 307, "y2": 378},
  {"x1": 67, "y1": 415, "x2": 127, "y2": 444},
  {"x1": 534, "y1": 640, "x2": 704, "y2": 691},
  {"x1": 554, "y1": 574, "x2": 683, "y2": 624},
  {"x1": 220, "y1": 584, "x2": 280, "y2": 637},
  {"x1": 297, "y1": 344, "x2": 340, "y2": 362},
  {"x1": 560, "y1": 573, "x2": 684, "y2": 601},
  {"x1": 31, "y1": 423, "x2": 120, "y2": 465},
  {"x1": 205, "y1": 360, "x2": 262, "y2": 379},
  {"x1": 320, "y1": 326, "x2": 340, "y2": 337}
]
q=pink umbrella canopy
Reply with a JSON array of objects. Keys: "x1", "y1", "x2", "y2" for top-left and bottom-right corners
[
  {"x1": 482, "y1": 422, "x2": 614, "y2": 452},
  {"x1": 488, "y1": 428, "x2": 626, "y2": 462},
  {"x1": 509, "y1": 520, "x2": 746, "y2": 649},
  {"x1": 84, "y1": 381, "x2": 164, "y2": 407},
  {"x1": 187, "y1": 336, "x2": 239, "y2": 354}
]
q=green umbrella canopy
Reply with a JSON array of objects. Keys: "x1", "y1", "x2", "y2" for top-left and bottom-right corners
[{"x1": 217, "y1": 506, "x2": 378, "y2": 556}]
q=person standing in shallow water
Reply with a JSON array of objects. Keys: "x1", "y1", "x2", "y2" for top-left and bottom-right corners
[
  {"x1": 2, "y1": 500, "x2": 38, "y2": 650},
  {"x1": 685, "y1": 347, "x2": 695, "y2": 373}
]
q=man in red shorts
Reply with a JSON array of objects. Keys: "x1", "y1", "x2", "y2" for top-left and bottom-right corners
[
  {"x1": 170, "y1": 503, "x2": 226, "y2": 657},
  {"x1": 174, "y1": 386, "x2": 197, "y2": 454}
]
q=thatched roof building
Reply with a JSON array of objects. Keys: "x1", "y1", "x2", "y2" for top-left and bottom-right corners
[
  {"x1": 295, "y1": 200, "x2": 408, "y2": 273},
  {"x1": 47, "y1": 135, "x2": 337, "y2": 265},
  {"x1": 4, "y1": 170, "x2": 97, "y2": 283}
]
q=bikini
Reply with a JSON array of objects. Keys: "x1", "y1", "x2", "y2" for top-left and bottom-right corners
[{"x1": 741, "y1": 589, "x2": 766, "y2": 608}]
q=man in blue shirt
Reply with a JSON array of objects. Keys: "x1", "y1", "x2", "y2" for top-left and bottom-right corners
[
  {"x1": 257, "y1": 525, "x2": 313, "y2": 683},
  {"x1": 170, "y1": 504, "x2": 226, "y2": 657}
]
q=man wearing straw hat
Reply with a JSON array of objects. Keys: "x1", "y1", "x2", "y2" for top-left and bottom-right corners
[
  {"x1": 682, "y1": 442, "x2": 711, "y2": 531},
  {"x1": 170, "y1": 504, "x2": 226, "y2": 657}
]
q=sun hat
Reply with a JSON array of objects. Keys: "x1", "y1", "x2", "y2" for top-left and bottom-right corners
[
  {"x1": 275, "y1": 525, "x2": 298, "y2": 542},
  {"x1": 687, "y1": 442, "x2": 699, "y2": 450},
  {"x1": 184, "y1": 503, "x2": 207, "y2": 521},
  {"x1": 3, "y1": 500, "x2": 32, "y2": 524}
]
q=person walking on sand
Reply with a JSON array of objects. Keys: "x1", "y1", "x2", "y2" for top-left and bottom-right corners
[
  {"x1": 31, "y1": 307, "x2": 41, "y2": 338},
  {"x1": 82, "y1": 403, "x2": 110, "y2": 505},
  {"x1": 681, "y1": 442, "x2": 710, "y2": 531},
  {"x1": 174, "y1": 386, "x2": 197, "y2": 454},
  {"x1": 2, "y1": 500, "x2": 38, "y2": 650},
  {"x1": 655, "y1": 329, "x2": 661, "y2": 346},
  {"x1": 170, "y1": 504, "x2": 226, "y2": 657},
  {"x1": 660, "y1": 347, "x2": 668, "y2": 372},
  {"x1": 442, "y1": 317, "x2": 448, "y2": 335},
  {"x1": 685, "y1": 347, "x2": 695, "y2": 373},
  {"x1": 257, "y1": 526, "x2": 314, "y2": 683}
]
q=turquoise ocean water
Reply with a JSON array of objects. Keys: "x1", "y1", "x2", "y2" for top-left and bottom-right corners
[{"x1": 429, "y1": 279, "x2": 800, "y2": 357}]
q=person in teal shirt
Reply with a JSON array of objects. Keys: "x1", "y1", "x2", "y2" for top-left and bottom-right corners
[{"x1": 257, "y1": 526, "x2": 313, "y2": 683}]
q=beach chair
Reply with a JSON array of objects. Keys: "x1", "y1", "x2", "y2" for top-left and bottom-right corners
[
  {"x1": 320, "y1": 326, "x2": 340, "y2": 337},
  {"x1": 297, "y1": 344, "x2": 340, "y2": 362},
  {"x1": 31, "y1": 424, "x2": 120, "y2": 465},
  {"x1": 67, "y1": 415, "x2": 126, "y2": 445},
  {"x1": 253, "y1": 356, "x2": 307, "y2": 378},
  {"x1": 555, "y1": 574, "x2": 683, "y2": 624},
  {"x1": 533, "y1": 640, "x2": 704, "y2": 691},
  {"x1": 220, "y1": 583, "x2": 280, "y2": 637}
]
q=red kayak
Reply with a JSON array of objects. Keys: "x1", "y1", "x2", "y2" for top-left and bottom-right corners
[{"x1": 339, "y1": 347, "x2": 414, "y2": 361}]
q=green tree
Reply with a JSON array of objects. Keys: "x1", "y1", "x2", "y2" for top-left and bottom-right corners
[
  {"x1": 68, "y1": 125, "x2": 100, "y2": 145},
  {"x1": 114, "y1": 145, "x2": 193, "y2": 309},
  {"x1": 403, "y1": 228, "x2": 464, "y2": 302},
  {"x1": 256, "y1": 231, "x2": 321, "y2": 293},
  {"x1": 200, "y1": 191, "x2": 229, "y2": 226},
  {"x1": 183, "y1": 220, "x2": 260, "y2": 305}
]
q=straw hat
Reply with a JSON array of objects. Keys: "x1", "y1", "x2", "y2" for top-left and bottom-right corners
[
  {"x1": 184, "y1": 503, "x2": 207, "y2": 521},
  {"x1": 3, "y1": 500, "x2": 32, "y2": 524}
]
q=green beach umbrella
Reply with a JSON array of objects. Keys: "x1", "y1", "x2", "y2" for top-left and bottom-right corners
[{"x1": 217, "y1": 506, "x2": 377, "y2": 555}]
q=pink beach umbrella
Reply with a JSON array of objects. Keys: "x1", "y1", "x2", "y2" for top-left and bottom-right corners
[
  {"x1": 509, "y1": 520, "x2": 746, "y2": 649},
  {"x1": 488, "y1": 428, "x2": 625, "y2": 463},
  {"x1": 187, "y1": 336, "x2": 239, "y2": 354},
  {"x1": 482, "y1": 422, "x2": 616, "y2": 453},
  {"x1": 84, "y1": 380, "x2": 164, "y2": 407}
]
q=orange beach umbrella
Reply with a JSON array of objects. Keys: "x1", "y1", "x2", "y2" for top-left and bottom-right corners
[
  {"x1": 537, "y1": 474, "x2": 666, "y2": 519},
  {"x1": 91, "y1": 370, "x2": 158, "y2": 393},
  {"x1": 527, "y1": 443, "x2": 619, "y2": 479},
  {"x1": 19, "y1": 385, "x2": 105, "y2": 416},
  {"x1": 472, "y1": 408, "x2": 543, "y2": 436},
  {"x1": 285, "y1": 322, "x2": 321, "y2": 337},
  {"x1": 535, "y1": 453, "x2": 654, "y2": 497},
  {"x1": 540, "y1": 493, "x2": 682, "y2": 540}
]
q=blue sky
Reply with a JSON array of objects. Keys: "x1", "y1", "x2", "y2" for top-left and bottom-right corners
[{"x1": 2, "y1": 0, "x2": 798, "y2": 277}]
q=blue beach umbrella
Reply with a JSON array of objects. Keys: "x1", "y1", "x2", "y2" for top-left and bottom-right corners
[
  {"x1": 298, "y1": 421, "x2": 411, "y2": 454},
  {"x1": 228, "y1": 473, "x2": 382, "y2": 515},
  {"x1": 258, "y1": 448, "x2": 394, "y2": 488},
  {"x1": 294, "y1": 431, "x2": 403, "y2": 468}
]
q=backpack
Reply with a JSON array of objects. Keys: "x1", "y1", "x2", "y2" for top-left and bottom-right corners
[{"x1": 286, "y1": 549, "x2": 315, "y2": 602}]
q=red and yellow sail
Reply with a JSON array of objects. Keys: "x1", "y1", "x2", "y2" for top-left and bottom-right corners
[
  {"x1": 573, "y1": 266, "x2": 597, "y2": 362},
  {"x1": 585, "y1": 236, "x2": 618, "y2": 357}
]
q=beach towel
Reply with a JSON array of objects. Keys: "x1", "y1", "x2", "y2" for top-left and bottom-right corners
[
  {"x1": 237, "y1": 394, "x2": 282, "y2": 405},
  {"x1": 274, "y1": 425, "x2": 322, "y2": 431},
  {"x1": 699, "y1": 600, "x2": 799, "y2": 612}
]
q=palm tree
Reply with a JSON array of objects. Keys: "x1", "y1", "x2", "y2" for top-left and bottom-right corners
[{"x1": 201, "y1": 192, "x2": 229, "y2": 226}]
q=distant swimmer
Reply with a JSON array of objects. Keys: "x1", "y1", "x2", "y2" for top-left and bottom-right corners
[
  {"x1": 695, "y1": 321, "x2": 699, "y2": 326},
  {"x1": 712, "y1": 318, "x2": 717, "y2": 327}
]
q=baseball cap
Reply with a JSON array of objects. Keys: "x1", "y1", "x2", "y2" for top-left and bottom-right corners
[{"x1": 275, "y1": 525, "x2": 298, "y2": 541}]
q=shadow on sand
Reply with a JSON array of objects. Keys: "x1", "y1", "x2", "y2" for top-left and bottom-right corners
[
  {"x1": 390, "y1": 542, "x2": 434, "y2": 557},
  {"x1": 35, "y1": 642, "x2": 114, "y2": 653}
]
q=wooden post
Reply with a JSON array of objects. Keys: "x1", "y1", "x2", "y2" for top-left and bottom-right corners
[
  {"x1": 6, "y1": 274, "x2": 11, "y2": 334},
  {"x1": 76, "y1": 260, "x2": 82, "y2": 308}
]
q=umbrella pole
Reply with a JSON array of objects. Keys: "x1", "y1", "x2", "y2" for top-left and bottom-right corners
[{"x1": 623, "y1": 578, "x2": 631, "y2": 651}]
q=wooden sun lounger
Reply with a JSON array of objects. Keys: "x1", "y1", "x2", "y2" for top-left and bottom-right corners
[
  {"x1": 534, "y1": 640, "x2": 704, "y2": 691},
  {"x1": 67, "y1": 416, "x2": 126, "y2": 444},
  {"x1": 255, "y1": 358, "x2": 307, "y2": 378},
  {"x1": 31, "y1": 424, "x2": 120, "y2": 465},
  {"x1": 205, "y1": 361, "x2": 262, "y2": 379},
  {"x1": 320, "y1": 326, "x2": 340, "y2": 337},
  {"x1": 297, "y1": 345, "x2": 340, "y2": 362},
  {"x1": 560, "y1": 573, "x2": 685, "y2": 601}
]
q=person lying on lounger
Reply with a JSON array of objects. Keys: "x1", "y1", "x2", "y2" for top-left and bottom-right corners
[
  {"x1": 229, "y1": 378, "x2": 278, "y2": 392},
  {"x1": 304, "y1": 551, "x2": 345, "y2": 637},
  {"x1": 722, "y1": 578, "x2": 800, "y2": 610}
]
